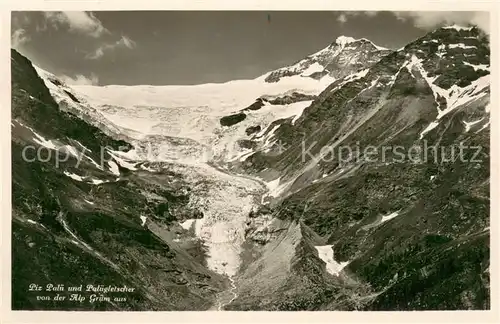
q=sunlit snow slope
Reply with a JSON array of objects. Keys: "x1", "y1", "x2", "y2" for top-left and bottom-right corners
[{"x1": 72, "y1": 75, "x2": 333, "y2": 162}]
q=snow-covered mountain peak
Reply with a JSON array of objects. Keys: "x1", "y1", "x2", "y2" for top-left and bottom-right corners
[
  {"x1": 333, "y1": 35, "x2": 389, "y2": 51},
  {"x1": 264, "y1": 36, "x2": 392, "y2": 83},
  {"x1": 335, "y1": 35, "x2": 358, "y2": 46},
  {"x1": 441, "y1": 24, "x2": 475, "y2": 31}
]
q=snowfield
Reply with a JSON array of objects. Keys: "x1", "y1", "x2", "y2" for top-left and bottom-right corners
[{"x1": 71, "y1": 74, "x2": 332, "y2": 163}]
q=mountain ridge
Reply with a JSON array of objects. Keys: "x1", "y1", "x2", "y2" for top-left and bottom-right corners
[{"x1": 263, "y1": 34, "x2": 392, "y2": 83}]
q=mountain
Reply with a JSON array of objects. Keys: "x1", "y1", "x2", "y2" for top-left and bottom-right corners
[
  {"x1": 264, "y1": 36, "x2": 391, "y2": 83},
  {"x1": 11, "y1": 25, "x2": 490, "y2": 311},
  {"x1": 59, "y1": 35, "x2": 391, "y2": 166},
  {"x1": 11, "y1": 49, "x2": 228, "y2": 310},
  {"x1": 230, "y1": 25, "x2": 490, "y2": 310}
]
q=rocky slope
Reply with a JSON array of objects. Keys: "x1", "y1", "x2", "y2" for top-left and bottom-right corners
[
  {"x1": 264, "y1": 36, "x2": 391, "y2": 83},
  {"x1": 11, "y1": 49, "x2": 228, "y2": 310},
  {"x1": 231, "y1": 25, "x2": 490, "y2": 310},
  {"x1": 11, "y1": 25, "x2": 490, "y2": 311}
]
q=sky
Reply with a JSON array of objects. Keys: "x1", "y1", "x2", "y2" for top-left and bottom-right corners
[{"x1": 11, "y1": 11, "x2": 489, "y2": 86}]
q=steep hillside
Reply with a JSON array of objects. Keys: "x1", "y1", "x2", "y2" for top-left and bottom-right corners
[
  {"x1": 264, "y1": 36, "x2": 391, "y2": 83},
  {"x1": 11, "y1": 49, "x2": 228, "y2": 310},
  {"x1": 230, "y1": 25, "x2": 490, "y2": 310}
]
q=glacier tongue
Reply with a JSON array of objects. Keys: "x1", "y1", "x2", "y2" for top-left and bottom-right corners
[{"x1": 172, "y1": 163, "x2": 266, "y2": 276}]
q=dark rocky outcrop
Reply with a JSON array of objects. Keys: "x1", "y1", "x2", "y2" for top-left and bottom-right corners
[
  {"x1": 242, "y1": 98, "x2": 267, "y2": 112},
  {"x1": 266, "y1": 92, "x2": 316, "y2": 105},
  {"x1": 237, "y1": 139, "x2": 257, "y2": 150},
  {"x1": 245, "y1": 125, "x2": 261, "y2": 136},
  {"x1": 220, "y1": 112, "x2": 246, "y2": 127}
]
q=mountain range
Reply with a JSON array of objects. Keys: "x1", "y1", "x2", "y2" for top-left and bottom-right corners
[{"x1": 11, "y1": 24, "x2": 490, "y2": 310}]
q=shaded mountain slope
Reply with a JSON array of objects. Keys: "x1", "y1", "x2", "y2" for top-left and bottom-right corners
[
  {"x1": 11, "y1": 49, "x2": 228, "y2": 310},
  {"x1": 230, "y1": 25, "x2": 490, "y2": 310}
]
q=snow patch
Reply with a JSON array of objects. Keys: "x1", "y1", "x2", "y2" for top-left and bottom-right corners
[
  {"x1": 166, "y1": 163, "x2": 265, "y2": 277},
  {"x1": 83, "y1": 199, "x2": 95, "y2": 205},
  {"x1": 265, "y1": 177, "x2": 285, "y2": 198},
  {"x1": 75, "y1": 140, "x2": 92, "y2": 153},
  {"x1": 419, "y1": 121, "x2": 440, "y2": 140},
  {"x1": 90, "y1": 178, "x2": 107, "y2": 185},
  {"x1": 107, "y1": 161, "x2": 120, "y2": 176},
  {"x1": 442, "y1": 25, "x2": 474, "y2": 31},
  {"x1": 61, "y1": 219, "x2": 92, "y2": 250},
  {"x1": 336, "y1": 35, "x2": 357, "y2": 46},
  {"x1": 462, "y1": 118, "x2": 485, "y2": 132},
  {"x1": 32, "y1": 132, "x2": 57, "y2": 150},
  {"x1": 448, "y1": 43, "x2": 477, "y2": 49},
  {"x1": 315, "y1": 245, "x2": 349, "y2": 276},
  {"x1": 61, "y1": 145, "x2": 80, "y2": 157},
  {"x1": 476, "y1": 121, "x2": 490, "y2": 133},
  {"x1": 409, "y1": 54, "x2": 490, "y2": 139},
  {"x1": 330, "y1": 68, "x2": 370, "y2": 92},
  {"x1": 380, "y1": 211, "x2": 400, "y2": 224},
  {"x1": 261, "y1": 176, "x2": 293, "y2": 201},
  {"x1": 437, "y1": 75, "x2": 489, "y2": 119},
  {"x1": 211, "y1": 99, "x2": 312, "y2": 161},
  {"x1": 108, "y1": 150, "x2": 139, "y2": 170},
  {"x1": 140, "y1": 164, "x2": 157, "y2": 172},
  {"x1": 180, "y1": 219, "x2": 196, "y2": 231},
  {"x1": 63, "y1": 171, "x2": 84, "y2": 182},
  {"x1": 301, "y1": 62, "x2": 324, "y2": 76},
  {"x1": 140, "y1": 216, "x2": 147, "y2": 226},
  {"x1": 464, "y1": 61, "x2": 490, "y2": 71}
]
